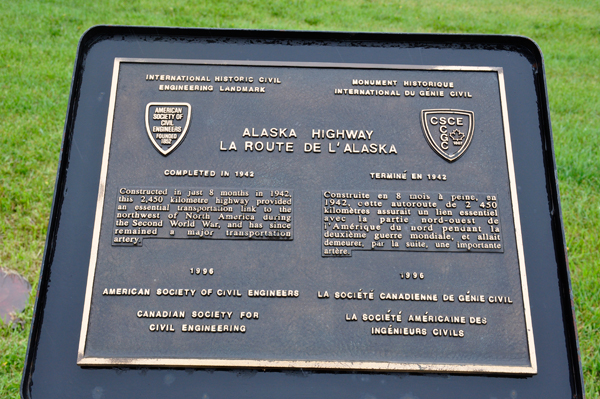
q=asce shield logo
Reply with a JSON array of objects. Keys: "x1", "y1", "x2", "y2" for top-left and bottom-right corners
[{"x1": 145, "y1": 102, "x2": 191, "y2": 156}]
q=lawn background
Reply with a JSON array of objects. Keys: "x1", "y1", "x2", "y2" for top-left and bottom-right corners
[{"x1": 1, "y1": 0, "x2": 598, "y2": 397}]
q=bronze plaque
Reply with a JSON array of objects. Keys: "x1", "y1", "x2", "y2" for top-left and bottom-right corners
[{"x1": 78, "y1": 59, "x2": 535, "y2": 374}]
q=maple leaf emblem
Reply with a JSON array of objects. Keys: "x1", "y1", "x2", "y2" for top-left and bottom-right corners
[{"x1": 450, "y1": 129, "x2": 465, "y2": 141}]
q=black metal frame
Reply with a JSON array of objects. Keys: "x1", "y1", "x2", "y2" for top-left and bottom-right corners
[{"x1": 22, "y1": 26, "x2": 583, "y2": 399}]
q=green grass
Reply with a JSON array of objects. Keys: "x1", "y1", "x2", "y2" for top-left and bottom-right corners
[{"x1": 1, "y1": 0, "x2": 598, "y2": 397}]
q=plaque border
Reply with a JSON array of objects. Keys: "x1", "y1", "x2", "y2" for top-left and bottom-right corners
[{"x1": 77, "y1": 58, "x2": 536, "y2": 374}]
